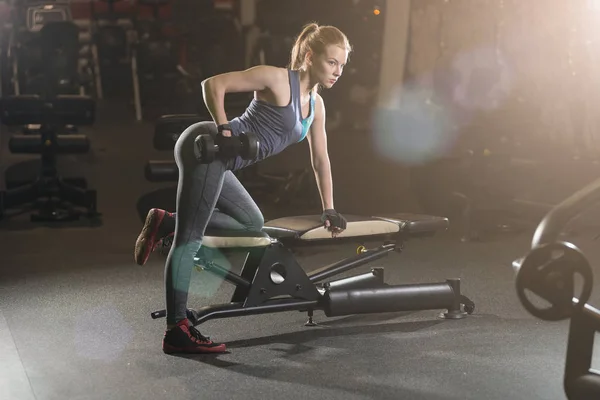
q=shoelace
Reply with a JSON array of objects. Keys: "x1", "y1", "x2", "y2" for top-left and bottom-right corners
[{"x1": 188, "y1": 325, "x2": 211, "y2": 343}]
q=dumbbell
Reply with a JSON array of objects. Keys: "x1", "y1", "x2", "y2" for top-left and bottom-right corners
[{"x1": 194, "y1": 132, "x2": 260, "y2": 163}]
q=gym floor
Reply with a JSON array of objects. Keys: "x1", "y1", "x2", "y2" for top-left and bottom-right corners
[{"x1": 1, "y1": 102, "x2": 599, "y2": 400}]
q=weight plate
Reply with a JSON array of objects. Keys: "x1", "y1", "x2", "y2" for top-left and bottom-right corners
[{"x1": 515, "y1": 241, "x2": 593, "y2": 321}]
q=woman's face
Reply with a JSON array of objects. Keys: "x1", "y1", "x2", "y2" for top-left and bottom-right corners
[{"x1": 309, "y1": 44, "x2": 349, "y2": 89}]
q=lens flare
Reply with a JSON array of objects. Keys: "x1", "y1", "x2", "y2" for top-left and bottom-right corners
[{"x1": 373, "y1": 84, "x2": 457, "y2": 165}]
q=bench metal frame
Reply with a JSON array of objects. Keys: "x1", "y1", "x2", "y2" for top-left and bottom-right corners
[{"x1": 151, "y1": 224, "x2": 475, "y2": 327}]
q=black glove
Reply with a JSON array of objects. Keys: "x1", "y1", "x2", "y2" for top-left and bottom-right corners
[{"x1": 320, "y1": 209, "x2": 347, "y2": 231}]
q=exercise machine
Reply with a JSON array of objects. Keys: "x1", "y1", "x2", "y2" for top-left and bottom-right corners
[
  {"x1": 8, "y1": 0, "x2": 75, "y2": 96},
  {"x1": 151, "y1": 213, "x2": 475, "y2": 327},
  {"x1": 90, "y1": 0, "x2": 135, "y2": 98},
  {"x1": 0, "y1": 95, "x2": 99, "y2": 221},
  {"x1": 513, "y1": 177, "x2": 600, "y2": 399},
  {"x1": 8, "y1": 1, "x2": 100, "y2": 99},
  {"x1": 130, "y1": 0, "x2": 178, "y2": 121}
]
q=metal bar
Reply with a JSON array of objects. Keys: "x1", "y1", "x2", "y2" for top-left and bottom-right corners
[
  {"x1": 198, "y1": 261, "x2": 251, "y2": 289},
  {"x1": 190, "y1": 299, "x2": 320, "y2": 326},
  {"x1": 565, "y1": 309, "x2": 596, "y2": 386},
  {"x1": 131, "y1": 50, "x2": 142, "y2": 121},
  {"x1": 323, "y1": 268, "x2": 385, "y2": 291},
  {"x1": 308, "y1": 244, "x2": 395, "y2": 283},
  {"x1": 532, "y1": 177, "x2": 600, "y2": 247},
  {"x1": 580, "y1": 301, "x2": 600, "y2": 329}
]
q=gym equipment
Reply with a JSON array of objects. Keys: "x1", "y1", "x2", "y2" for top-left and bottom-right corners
[
  {"x1": 515, "y1": 241, "x2": 593, "y2": 321},
  {"x1": 153, "y1": 114, "x2": 201, "y2": 150},
  {"x1": 7, "y1": 1, "x2": 100, "y2": 99},
  {"x1": 143, "y1": 114, "x2": 200, "y2": 183},
  {"x1": 0, "y1": 95, "x2": 99, "y2": 221},
  {"x1": 194, "y1": 132, "x2": 260, "y2": 163},
  {"x1": 8, "y1": 0, "x2": 73, "y2": 35},
  {"x1": 38, "y1": 21, "x2": 82, "y2": 96},
  {"x1": 23, "y1": 1, "x2": 72, "y2": 32},
  {"x1": 513, "y1": 177, "x2": 600, "y2": 399},
  {"x1": 90, "y1": 0, "x2": 131, "y2": 62},
  {"x1": 151, "y1": 214, "x2": 475, "y2": 328},
  {"x1": 145, "y1": 160, "x2": 177, "y2": 182},
  {"x1": 145, "y1": 114, "x2": 184, "y2": 181},
  {"x1": 130, "y1": 0, "x2": 178, "y2": 121},
  {"x1": 179, "y1": 4, "x2": 244, "y2": 78},
  {"x1": 89, "y1": 0, "x2": 135, "y2": 98},
  {"x1": 9, "y1": 1, "x2": 80, "y2": 96}
]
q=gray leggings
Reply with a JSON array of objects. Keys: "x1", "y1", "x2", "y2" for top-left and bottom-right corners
[{"x1": 166, "y1": 121, "x2": 264, "y2": 325}]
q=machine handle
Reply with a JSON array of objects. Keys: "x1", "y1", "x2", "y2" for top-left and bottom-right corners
[{"x1": 531, "y1": 177, "x2": 600, "y2": 249}]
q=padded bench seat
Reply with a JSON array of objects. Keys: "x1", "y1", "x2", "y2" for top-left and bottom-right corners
[
  {"x1": 201, "y1": 213, "x2": 448, "y2": 248},
  {"x1": 203, "y1": 229, "x2": 273, "y2": 249},
  {"x1": 263, "y1": 215, "x2": 398, "y2": 240},
  {"x1": 263, "y1": 213, "x2": 448, "y2": 240}
]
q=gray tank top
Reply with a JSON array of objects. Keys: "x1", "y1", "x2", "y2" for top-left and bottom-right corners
[{"x1": 229, "y1": 69, "x2": 315, "y2": 171}]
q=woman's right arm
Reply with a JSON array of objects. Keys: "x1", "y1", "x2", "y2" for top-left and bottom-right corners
[{"x1": 201, "y1": 65, "x2": 282, "y2": 134}]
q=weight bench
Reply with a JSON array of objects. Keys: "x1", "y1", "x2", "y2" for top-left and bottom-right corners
[
  {"x1": 0, "y1": 95, "x2": 99, "y2": 221},
  {"x1": 143, "y1": 114, "x2": 201, "y2": 182},
  {"x1": 151, "y1": 213, "x2": 475, "y2": 327}
]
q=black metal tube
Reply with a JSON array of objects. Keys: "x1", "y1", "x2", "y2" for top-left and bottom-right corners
[
  {"x1": 150, "y1": 298, "x2": 319, "y2": 321},
  {"x1": 309, "y1": 244, "x2": 395, "y2": 283},
  {"x1": 2, "y1": 181, "x2": 37, "y2": 208},
  {"x1": 445, "y1": 278, "x2": 463, "y2": 315},
  {"x1": 145, "y1": 161, "x2": 178, "y2": 182},
  {"x1": 200, "y1": 262, "x2": 251, "y2": 289},
  {"x1": 190, "y1": 299, "x2": 320, "y2": 326},
  {"x1": 565, "y1": 310, "x2": 596, "y2": 388},
  {"x1": 532, "y1": 177, "x2": 600, "y2": 248},
  {"x1": 59, "y1": 180, "x2": 88, "y2": 207},
  {"x1": 561, "y1": 302, "x2": 600, "y2": 399},
  {"x1": 9, "y1": 134, "x2": 90, "y2": 154},
  {"x1": 323, "y1": 282, "x2": 455, "y2": 317},
  {"x1": 323, "y1": 268, "x2": 385, "y2": 291},
  {"x1": 580, "y1": 302, "x2": 600, "y2": 329},
  {"x1": 566, "y1": 374, "x2": 600, "y2": 400}
]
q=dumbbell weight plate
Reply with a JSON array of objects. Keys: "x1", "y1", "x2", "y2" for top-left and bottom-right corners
[
  {"x1": 515, "y1": 241, "x2": 593, "y2": 321},
  {"x1": 240, "y1": 132, "x2": 260, "y2": 160},
  {"x1": 193, "y1": 134, "x2": 217, "y2": 163}
]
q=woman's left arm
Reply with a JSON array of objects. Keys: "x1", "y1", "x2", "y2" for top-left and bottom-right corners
[{"x1": 307, "y1": 94, "x2": 335, "y2": 211}]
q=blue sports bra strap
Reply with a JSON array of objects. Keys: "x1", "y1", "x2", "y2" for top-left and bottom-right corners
[{"x1": 298, "y1": 93, "x2": 315, "y2": 143}]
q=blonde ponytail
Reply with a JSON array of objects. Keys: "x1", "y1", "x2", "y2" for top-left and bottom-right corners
[
  {"x1": 289, "y1": 23, "x2": 320, "y2": 70},
  {"x1": 288, "y1": 22, "x2": 352, "y2": 72}
]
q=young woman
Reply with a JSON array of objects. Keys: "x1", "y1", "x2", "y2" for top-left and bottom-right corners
[{"x1": 136, "y1": 23, "x2": 352, "y2": 354}]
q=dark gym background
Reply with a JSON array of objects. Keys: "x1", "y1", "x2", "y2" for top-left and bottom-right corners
[{"x1": 2, "y1": 1, "x2": 600, "y2": 400}]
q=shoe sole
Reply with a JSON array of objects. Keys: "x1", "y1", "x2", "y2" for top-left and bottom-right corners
[
  {"x1": 134, "y1": 209, "x2": 165, "y2": 266},
  {"x1": 162, "y1": 343, "x2": 227, "y2": 354}
]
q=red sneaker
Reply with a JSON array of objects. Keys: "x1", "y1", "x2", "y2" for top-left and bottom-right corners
[
  {"x1": 134, "y1": 208, "x2": 173, "y2": 265},
  {"x1": 162, "y1": 319, "x2": 227, "y2": 354}
]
